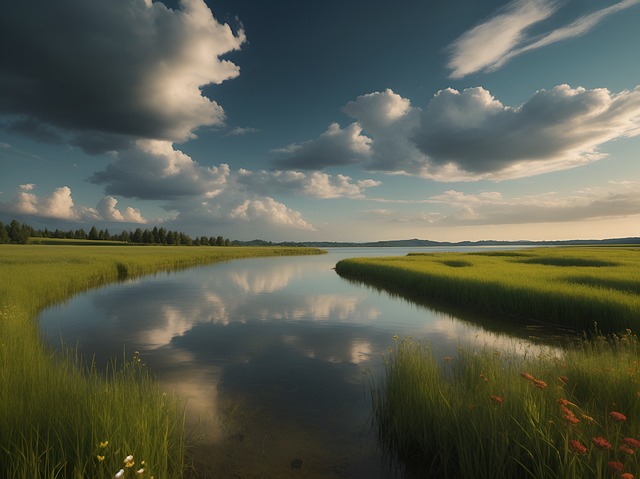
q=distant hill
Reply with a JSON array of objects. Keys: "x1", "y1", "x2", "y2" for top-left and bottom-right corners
[{"x1": 233, "y1": 237, "x2": 640, "y2": 248}]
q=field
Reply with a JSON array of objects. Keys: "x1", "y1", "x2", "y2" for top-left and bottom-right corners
[
  {"x1": 0, "y1": 244, "x2": 324, "y2": 478},
  {"x1": 335, "y1": 246, "x2": 640, "y2": 334},
  {"x1": 336, "y1": 247, "x2": 640, "y2": 477}
]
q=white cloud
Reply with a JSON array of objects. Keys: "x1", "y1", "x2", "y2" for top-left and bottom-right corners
[
  {"x1": 229, "y1": 197, "x2": 315, "y2": 230},
  {"x1": 1, "y1": 0, "x2": 245, "y2": 152},
  {"x1": 96, "y1": 196, "x2": 147, "y2": 224},
  {"x1": 360, "y1": 182, "x2": 640, "y2": 230},
  {"x1": 413, "y1": 85, "x2": 640, "y2": 180},
  {"x1": 447, "y1": 0, "x2": 640, "y2": 78},
  {"x1": 0, "y1": 185, "x2": 147, "y2": 223},
  {"x1": 90, "y1": 139, "x2": 230, "y2": 199},
  {"x1": 39, "y1": 186, "x2": 76, "y2": 220},
  {"x1": 280, "y1": 85, "x2": 640, "y2": 181},
  {"x1": 273, "y1": 122, "x2": 372, "y2": 169},
  {"x1": 236, "y1": 169, "x2": 381, "y2": 199},
  {"x1": 341, "y1": 89, "x2": 413, "y2": 135}
]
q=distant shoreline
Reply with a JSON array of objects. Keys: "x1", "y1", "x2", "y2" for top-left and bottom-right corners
[{"x1": 235, "y1": 236, "x2": 640, "y2": 248}]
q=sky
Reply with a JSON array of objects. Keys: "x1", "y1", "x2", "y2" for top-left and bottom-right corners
[{"x1": 1, "y1": 0, "x2": 639, "y2": 242}]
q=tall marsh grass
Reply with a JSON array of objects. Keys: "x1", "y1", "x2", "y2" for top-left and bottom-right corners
[
  {"x1": 373, "y1": 333, "x2": 640, "y2": 478},
  {"x1": 335, "y1": 246, "x2": 640, "y2": 333},
  {"x1": 0, "y1": 244, "x2": 323, "y2": 478}
]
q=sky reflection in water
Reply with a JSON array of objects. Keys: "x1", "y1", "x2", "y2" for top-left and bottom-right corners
[{"x1": 39, "y1": 247, "x2": 550, "y2": 477}]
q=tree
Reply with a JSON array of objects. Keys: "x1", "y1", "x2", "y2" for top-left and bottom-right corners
[
  {"x1": 8, "y1": 220, "x2": 29, "y2": 244},
  {"x1": 88, "y1": 226, "x2": 99, "y2": 240},
  {"x1": 166, "y1": 230, "x2": 176, "y2": 245},
  {"x1": 75, "y1": 229, "x2": 87, "y2": 239},
  {"x1": 132, "y1": 228, "x2": 143, "y2": 243},
  {"x1": 199, "y1": 235, "x2": 208, "y2": 246},
  {"x1": 216, "y1": 235, "x2": 224, "y2": 246},
  {"x1": 158, "y1": 227, "x2": 167, "y2": 244},
  {"x1": 142, "y1": 229, "x2": 153, "y2": 243},
  {"x1": 0, "y1": 221, "x2": 9, "y2": 243}
]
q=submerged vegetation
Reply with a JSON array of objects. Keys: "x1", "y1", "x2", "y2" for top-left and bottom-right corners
[
  {"x1": 337, "y1": 246, "x2": 640, "y2": 477},
  {"x1": 0, "y1": 244, "x2": 324, "y2": 478},
  {"x1": 335, "y1": 246, "x2": 640, "y2": 334}
]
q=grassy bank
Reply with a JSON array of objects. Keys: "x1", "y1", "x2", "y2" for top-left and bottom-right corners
[
  {"x1": 335, "y1": 246, "x2": 640, "y2": 334},
  {"x1": 0, "y1": 244, "x2": 324, "y2": 478},
  {"x1": 374, "y1": 334, "x2": 640, "y2": 478}
]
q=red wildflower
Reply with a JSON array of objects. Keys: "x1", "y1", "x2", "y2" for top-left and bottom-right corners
[
  {"x1": 620, "y1": 473, "x2": 634, "y2": 479},
  {"x1": 557, "y1": 398, "x2": 571, "y2": 406},
  {"x1": 608, "y1": 461, "x2": 624, "y2": 474},
  {"x1": 623, "y1": 438, "x2": 640, "y2": 450},
  {"x1": 592, "y1": 436, "x2": 612, "y2": 450},
  {"x1": 558, "y1": 375, "x2": 569, "y2": 385},
  {"x1": 490, "y1": 395, "x2": 504, "y2": 405},
  {"x1": 581, "y1": 414, "x2": 595, "y2": 423},
  {"x1": 619, "y1": 445, "x2": 635, "y2": 455},
  {"x1": 560, "y1": 405, "x2": 573, "y2": 416},
  {"x1": 563, "y1": 414, "x2": 580, "y2": 425},
  {"x1": 480, "y1": 373, "x2": 489, "y2": 382},
  {"x1": 533, "y1": 379, "x2": 548, "y2": 390},
  {"x1": 610, "y1": 411, "x2": 627, "y2": 422},
  {"x1": 569, "y1": 439, "x2": 587, "y2": 455},
  {"x1": 520, "y1": 372, "x2": 535, "y2": 381}
]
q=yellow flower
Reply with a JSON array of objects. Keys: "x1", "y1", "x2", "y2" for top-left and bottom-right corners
[
  {"x1": 124, "y1": 454, "x2": 135, "y2": 468},
  {"x1": 99, "y1": 441, "x2": 109, "y2": 448},
  {"x1": 97, "y1": 455, "x2": 105, "y2": 462}
]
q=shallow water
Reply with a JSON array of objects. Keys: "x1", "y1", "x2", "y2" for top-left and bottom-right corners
[{"x1": 39, "y1": 246, "x2": 551, "y2": 478}]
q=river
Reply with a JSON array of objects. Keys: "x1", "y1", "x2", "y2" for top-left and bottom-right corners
[{"x1": 39, "y1": 246, "x2": 549, "y2": 478}]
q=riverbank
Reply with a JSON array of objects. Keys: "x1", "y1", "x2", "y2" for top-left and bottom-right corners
[
  {"x1": 335, "y1": 246, "x2": 640, "y2": 334},
  {"x1": 0, "y1": 245, "x2": 324, "y2": 478},
  {"x1": 336, "y1": 246, "x2": 640, "y2": 477}
]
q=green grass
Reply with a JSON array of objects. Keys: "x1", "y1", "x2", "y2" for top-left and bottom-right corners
[
  {"x1": 335, "y1": 246, "x2": 640, "y2": 333},
  {"x1": 372, "y1": 334, "x2": 640, "y2": 478},
  {"x1": 0, "y1": 244, "x2": 324, "y2": 478}
]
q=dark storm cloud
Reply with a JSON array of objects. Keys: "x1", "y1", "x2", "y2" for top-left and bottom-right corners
[
  {"x1": 4, "y1": 118, "x2": 63, "y2": 144},
  {"x1": 0, "y1": 0, "x2": 244, "y2": 153}
]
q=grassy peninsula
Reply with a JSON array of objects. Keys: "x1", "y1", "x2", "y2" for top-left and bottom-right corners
[
  {"x1": 0, "y1": 244, "x2": 324, "y2": 478},
  {"x1": 337, "y1": 247, "x2": 640, "y2": 477},
  {"x1": 335, "y1": 246, "x2": 640, "y2": 334}
]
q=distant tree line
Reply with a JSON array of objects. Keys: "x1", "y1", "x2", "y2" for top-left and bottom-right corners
[{"x1": 0, "y1": 219, "x2": 231, "y2": 246}]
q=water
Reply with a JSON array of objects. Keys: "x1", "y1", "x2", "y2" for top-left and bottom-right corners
[{"x1": 39, "y1": 246, "x2": 548, "y2": 478}]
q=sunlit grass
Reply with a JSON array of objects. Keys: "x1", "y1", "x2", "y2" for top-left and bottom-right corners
[
  {"x1": 0, "y1": 244, "x2": 324, "y2": 478},
  {"x1": 335, "y1": 246, "x2": 640, "y2": 333},
  {"x1": 372, "y1": 333, "x2": 640, "y2": 478}
]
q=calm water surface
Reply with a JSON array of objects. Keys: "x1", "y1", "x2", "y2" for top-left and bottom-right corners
[{"x1": 39, "y1": 247, "x2": 549, "y2": 478}]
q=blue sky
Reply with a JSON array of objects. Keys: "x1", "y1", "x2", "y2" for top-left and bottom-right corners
[{"x1": 1, "y1": 0, "x2": 639, "y2": 242}]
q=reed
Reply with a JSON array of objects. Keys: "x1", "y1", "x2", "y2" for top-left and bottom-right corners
[
  {"x1": 0, "y1": 244, "x2": 324, "y2": 478},
  {"x1": 372, "y1": 333, "x2": 640, "y2": 478},
  {"x1": 335, "y1": 246, "x2": 640, "y2": 333}
]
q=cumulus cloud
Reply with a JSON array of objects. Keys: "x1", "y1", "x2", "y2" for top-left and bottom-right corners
[
  {"x1": 237, "y1": 169, "x2": 381, "y2": 199},
  {"x1": 413, "y1": 85, "x2": 640, "y2": 179},
  {"x1": 229, "y1": 198, "x2": 315, "y2": 230},
  {"x1": 97, "y1": 196, "x2": 147, "y2": 223},
  {"x1": 90, "y1": 139, "x2": 230, "y2": 199},
  {"x1": 287, "y1": 85, "x2": 640, "y2": 181},
  {"x1": 0, "y1": 0, "x2": 245, "y2": 152},
  {"x1": 273, "y1": 122, "x2": 372, "y2": 169},
  {"x1": 447, "y1": 0, "x2": 640, "y2": 78},
  {"x1": 0, "y1": 185, "x2": 147, "y2": 223}
]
